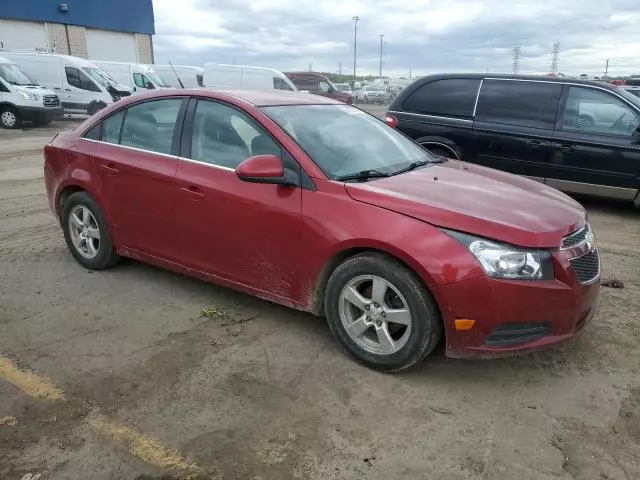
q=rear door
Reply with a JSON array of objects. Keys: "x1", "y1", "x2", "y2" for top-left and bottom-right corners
[
  {"x1": 548, "y1": 85, "x2": 640, "y2": 200},
  {"x1": 471, "y1": 79, "x2": 562, "y2": 181},
  {"x1": 89, "y1": 97, "x2": 188, "y2": 259},
  {"x1": 390, "y1": 77, "x2": 481, "y2": 159}
]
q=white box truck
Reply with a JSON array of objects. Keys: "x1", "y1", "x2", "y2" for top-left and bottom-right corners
[
  {"x1": 203, "y1": 64, "x2": 297, "y2": 91},
  {"x1": 152, "y1": 65, "x2": 203, "y2": 88},
  {"x1": 0, "y1": 55, "x2": 63, "y2": 128},
  {"x1": 1, "y1": 52, "x2": 131, "y2": 115},
  {"x1": 94, "y1": 61, "x2": 172, "y2": 93}
]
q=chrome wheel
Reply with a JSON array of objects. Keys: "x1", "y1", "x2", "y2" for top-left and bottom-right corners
[
  {"x1": 1, "y1": 110, "x2": 17, "y2": 128},
  {"x1": 339, "y1": 275, "x2": 412, "y2": 355},
  {"x1": 68, "y1": 205, "x2": 101, "y2": 259}
]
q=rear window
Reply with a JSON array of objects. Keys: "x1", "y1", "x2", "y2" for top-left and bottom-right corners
[
  {"x1": 402, "y1": 78, "x2": 481, "y2": 118},
  {"x1": 475, "y1": 79, "x2": 562, "y2": 129}
]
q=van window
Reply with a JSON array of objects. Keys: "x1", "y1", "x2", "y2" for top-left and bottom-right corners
[
  {"x1": 65, "y1": 67, "x2": 101, "y2": 92},
  {"x1": 475, "y1": 79, "x2": 562, "y2": 129},
  {"x1": 319, "y1": 81, "x2": 332, "y2": 93},
  {"x1": 562, "y1": 86, "x2": 640, "y2": 136},
  {"x1": 120, "y1": 99, "x2": 183, "y2": 154},
  {"x1": 273, "y1": 77, "x2": 293, "y2": 91},
  {"x1": 197, "y1": 74, "x2": 204, "y2": 88},
  {"x1": 402, "y1": 79, "x2": 481, "y2": 118},
  {"x1": 133, "y1": 73, "x2": 153, "y2": 89}
]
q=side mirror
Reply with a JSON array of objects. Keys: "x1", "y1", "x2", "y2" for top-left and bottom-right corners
[
  {"x1": 235, "y1": 154, "x2": 296, "y2": 185},
  {"x1": 145, "y1": 81, "x2": 155, "y2": 89}
]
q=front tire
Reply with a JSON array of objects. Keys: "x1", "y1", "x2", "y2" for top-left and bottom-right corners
[
  {"x1": 0, "y1": 106, "x2": 22, "y2": 129},
  {"x1": 324, "y1": 253, "x2": 442, "y2": 372},
  {"x1": 61, "y1": 191, "x2": 119, "y2": 270}
]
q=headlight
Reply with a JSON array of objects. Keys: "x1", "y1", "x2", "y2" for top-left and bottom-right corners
[
  {"x1": 446, "y1": 230, "x2": 554, "y2": 280},
  {"x1": 17, "y1": 90, "x2": 40, "y2": 101}
]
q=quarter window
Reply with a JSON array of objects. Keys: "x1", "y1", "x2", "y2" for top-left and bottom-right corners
[
  {"x1": 65, "y1": 67, "x2": 101, "y2": 92},
  {"x1": 562, "y1": 87, "x2": 640, "y2": 136},
  {"x1": 475, "y1": 79, "x2": 562, "y2": 129},
  {"x1": 190, "y1": 100, "x2": 280, "y2": 168},
  {"x1": 103, "y1": 110, "x2": 125, "y2": 144},
  {"x1": 120, "y1": 99, "x2": 183, "y2": 154},
  {"x1": 84, "y1": 123, "x2": 102, "y2": 141},
  {"x1": 402, "y1": 78, "x2": 481, "y2": 118}
]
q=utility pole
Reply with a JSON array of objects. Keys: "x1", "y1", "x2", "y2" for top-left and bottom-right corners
[
  {"x1": 604, "y1": 58, "x2": 610, "y2": 79},
  {"x1": 308, "y1": 63, "x2": 312, "y2": 72},
  {"x1": 409, "y1": 66, "x2": 412, "y2": 79},
  {"x1": 551, "y1": 42, "x2": 560, "y2": 76},
  {"x1": 379, "y1": 34, "x2": 384, "y2": 78},
  {"x1": 352, "y1": 16, "x2": 359, "y2": 79},
  {"x1": 512, "y1": 45, "x2": 521, "y2": 75},
  {"x1": 338, "y1": 61, "x2": 342, "y2": 75}
]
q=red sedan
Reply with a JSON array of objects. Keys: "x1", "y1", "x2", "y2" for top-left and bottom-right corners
[{"x1": 44, "y1": 89, "x2": 600, "y2": 371}]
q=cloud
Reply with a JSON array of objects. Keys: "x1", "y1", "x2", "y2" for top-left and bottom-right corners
[{"x1": 152, "y1": 0, "x2": 640, "y2": 77}]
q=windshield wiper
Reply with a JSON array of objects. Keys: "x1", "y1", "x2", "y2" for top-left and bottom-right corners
[
  {"x1": 335, "y1": 169, "x2": 390, "y2": 182},
  {"x1": 391, "y1": 157, "x2": 445, "y2": 176}
]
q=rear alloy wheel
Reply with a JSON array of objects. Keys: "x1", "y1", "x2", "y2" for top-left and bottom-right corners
[
  {"x1": 61, "y1": 191, "x2": 119, "y2": 270},
  {"x1": 0, "y1": 107, "x2": 21, "y2": 129},
  {"x1": 325, "y1": 253, "x2": 442, "y2": 372}
]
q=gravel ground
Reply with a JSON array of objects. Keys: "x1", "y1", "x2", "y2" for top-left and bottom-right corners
[{"x1": 0, "y1": 112, "x2": 639, "y2": 480}]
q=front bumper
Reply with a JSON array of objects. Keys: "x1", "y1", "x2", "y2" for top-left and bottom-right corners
[{"x1": 432, "y1": 248, "x2": 600, "y2": 358}]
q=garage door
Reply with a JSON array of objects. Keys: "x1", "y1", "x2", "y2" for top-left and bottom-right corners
[
  {"x1": 86, "y1": 29, "x2": 137, "y2": 62},
  {"x1": 0, "y1": 20, "x2": 47, "y2": 51}
]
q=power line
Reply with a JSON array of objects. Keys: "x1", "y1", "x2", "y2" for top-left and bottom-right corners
[
  {"x1": 551, "y1": 42, "x2": 560, "y2": 75},
  {"x1": 512, "y1": 45, "x2": 521, "y2": 75}
]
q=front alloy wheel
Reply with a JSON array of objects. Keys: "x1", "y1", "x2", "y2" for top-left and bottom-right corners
[{"x1": 0, "y1": 108, "x2": 19, "y2": 129}]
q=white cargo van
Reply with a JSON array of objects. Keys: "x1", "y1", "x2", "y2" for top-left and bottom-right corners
[
  {"x1": 0, "y1": 55, "x2": 63, "y2": 128},
  {"x1": 94, "y1": 61, "x2": 171, "y2": 93},
  {"x1": 152, "y1": 65, "x2": 203, "y2": 88},
  {"x1": 203, "y1": 64, "x2": 297, "y2": 91},
  {"x1": 1, "y1": 52, "x2": 130, "y2": 115}
]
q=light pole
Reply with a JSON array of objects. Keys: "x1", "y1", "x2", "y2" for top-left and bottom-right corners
[
  {"x1": 379, "y1": 34, "x2": 384, "y2": 78},
  {"x1": 352, "y1": 16, "x2": 359, "y2": 80}
]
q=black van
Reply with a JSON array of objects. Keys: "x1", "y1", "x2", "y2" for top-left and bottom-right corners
[{"x1": 387, "y1": 74, "x2": 640, "y2": 207}]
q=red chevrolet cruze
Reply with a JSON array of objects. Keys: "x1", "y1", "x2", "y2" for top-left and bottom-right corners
[{"x1": 44, "y1": 89, "x2": 600, "y2": 371}]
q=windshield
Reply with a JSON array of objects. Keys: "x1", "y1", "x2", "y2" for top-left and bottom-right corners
[
  {"x1": 84, "y1": 67, "x2": 116, "y2": 86},
  {"x1": 335, "y1": 84, "x2": 351, "y2": 92},
  {"x1": 146, "y1": 71, "x2": 171, "y2": 87},
  {"x1": 262, "y1": 104, "x2": 433, "y2": 179},
  {"x1": 0, "y1": 63, "x2": 36, "y2": 86}
]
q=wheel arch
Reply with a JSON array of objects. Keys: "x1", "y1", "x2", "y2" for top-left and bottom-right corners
[
  {"x1": 55, "y1": 181, "x2": 113, "y2": 232},
  {"x1": 414, "y1": 136, "x2": 461, "y2": 159}
]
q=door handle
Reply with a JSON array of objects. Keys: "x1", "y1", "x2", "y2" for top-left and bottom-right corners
[
  {"x1": 100, "y1": 163, "x2": 120, "y2": 174},
  {"x1": 527, "y1": 139, "x2": 545, "y2": 148},
  {"x1": 180, "y1": 186, "x2": 205, "y2": 199},
  {"x1": 559, "y1": 144, "x2": 577, "y2": 152}
]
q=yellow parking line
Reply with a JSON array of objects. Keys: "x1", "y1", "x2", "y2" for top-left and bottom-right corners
[
  {"x1": 88, "y1": 413, "x2": 205, "y2": 478},
  {"x1": 0, "y1": 357, "x2": 64, "y2": 401},
  {"x1": 0, "y1": 356, "x2": 207, "y2": 478}
]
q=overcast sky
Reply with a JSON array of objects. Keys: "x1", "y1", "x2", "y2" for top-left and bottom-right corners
[{"x1": 152, "y1": 0, "x2": 640, "y2": 78}]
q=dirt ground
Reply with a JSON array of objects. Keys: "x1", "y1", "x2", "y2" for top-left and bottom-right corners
[{"x1": 0, "y1": 114, "x2": 639, "y2": 480}]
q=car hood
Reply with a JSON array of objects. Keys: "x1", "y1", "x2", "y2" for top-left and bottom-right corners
[
  {"x1": 15, "y1": 84, "x2": 57, "y2": 96},
  {"x1": 345, "y1": 160, "x2": 586, "y2": 248}
]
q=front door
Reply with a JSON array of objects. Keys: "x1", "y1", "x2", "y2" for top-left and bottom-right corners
[
  {"x1": 64, "y1": 66, "x2": 103, "y2": 111},
  {"x1": 173, "y1": 98, "x2": 304, "y2": 301},
  {"x1": 90, "y1": 97, "x2": 187, "y2": 259},
  {"x1": 549, "y1": 85, "x2": 640, "y2": 200},
  {"x1": 471, "y1": 78, "x2": 563, "y2": 181}
]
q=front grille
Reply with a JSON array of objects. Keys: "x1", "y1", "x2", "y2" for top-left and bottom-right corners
[
  {"x1": 562, "y1": 225, "x2": 589, "y2": 248},
  {"x1": 43, "y1": 95, "x2": 60, "y2": 107},
  {"x1": 569, "y1": 250, "x2": 600, "y2": 284},
  {"x1": 485, "y1": 323, "x2": 550, "y2": 347}
]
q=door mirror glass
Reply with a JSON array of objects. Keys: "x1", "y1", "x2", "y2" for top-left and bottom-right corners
[{"x1": 236, "y1": 154, "x2": 285, "y2": 183}]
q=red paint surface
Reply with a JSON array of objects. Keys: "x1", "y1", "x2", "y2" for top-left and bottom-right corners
[{"x1": 44, "y1": 89, "x2": 599, "y2": 358}]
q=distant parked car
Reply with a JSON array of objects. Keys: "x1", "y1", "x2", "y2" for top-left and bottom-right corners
[
  {"x1": 45, "y1": 89, "x2": 599, "y2": 371},
  {"x1": 355, "y1": 85, "x2": 389, "y2": 104},
  {"x1": 284, "y1": 72, "x2": 352, "y2": 104},
  {"x1": 387, "y1": 73, "x2": 640, "y2": 208},
  {"x1": 334, "y1": 83, "x2": 354, "y2": 99}
]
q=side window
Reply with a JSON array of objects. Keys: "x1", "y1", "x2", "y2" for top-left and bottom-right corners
[
  {"x1": 475, "y1": 79, "x2": 562, "y2": 129},
  {"x1": 273, "y1": 77, "x2": 294, "y2": 91},
  {"x1": 318, "y1": 81, "x2": 331, "y2": 93},
  {"x1": 84, "y1": 123, "x2": 102, "y2": 140},
  {"x1": 120, "y1": 99, "x2": 183, "y2": 154},
  {"x1": 562, "y1": 87, "x2": 640, "y2": 136},
  {"x1": 402, "y1": 79, "x2": 481, "y2": 118},
  {"x1": 103, "y1": 110, "x2": 125, "y2": 144},
  {"x1": 190, "y1": 99, "x2": 280, "y2": 168},
  {"x1": 197, "y1": 74, "x2": 204, "y2": 88},
  {"x1": 133, "y1": 73, "x2": 146, "y2": 89},
  {"x1": 65, "y1": 67, "x2": 101, "y2": 92}
]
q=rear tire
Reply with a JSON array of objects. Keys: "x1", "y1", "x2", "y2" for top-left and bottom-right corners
[
  {"x1": 61, "y1": 191, "x2": 119, "y2": 270},
  {"x1": 324, "y1": 252, "x2": 442, "y2": 372},
  {"x1": 0, "y1": 106, "x2": 22, "y2": 129}
]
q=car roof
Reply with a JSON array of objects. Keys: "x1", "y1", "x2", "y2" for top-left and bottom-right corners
[
  {"x1": 120, "y1": 88, "x2": 344, "y2": 107},
  {"x1": 416, "y1": 73, "x2": 618, "y2": 90}
]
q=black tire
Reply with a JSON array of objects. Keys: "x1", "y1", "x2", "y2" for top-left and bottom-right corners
[
  {"x1": 426, "y1": 146, "x2": 457, "y2": 160},
  {"x1": 324, "y1": 252, "x2": 442, "y2": 372},
  {"x1": 61, "y1": 191, "x2": 119, "y2": 270},
  {"x1": 0, "y1": 106, "x2": 22, "y2": 129}
]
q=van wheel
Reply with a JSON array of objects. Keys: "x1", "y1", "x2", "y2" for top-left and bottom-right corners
[
  {"x1": 0, "y1": 107, "x2": 22, "y2": 129},
  {"x1": 324, "y1": 252, "x2": 442, "y2": 372}
]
